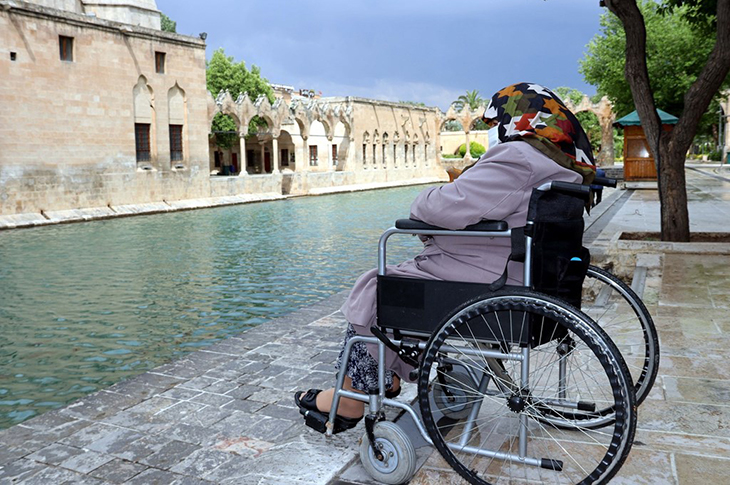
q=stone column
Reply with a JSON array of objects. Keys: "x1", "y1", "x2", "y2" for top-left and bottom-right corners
[
  {"x1": 238, "y1": 134, "x2": 247, "y2": 176},
  {"x1": 299, "y1": 136, "x2": 309, "y2": 172},
  {"x1": 463, "y1": 131, "x2": 473, "y2": 163},
  {"x1": 272, "y1": 138, "x2": 280, "y2": 173},
  {"x1": 259, "y1": 141, "x2": 266, "y2": 174},
  {"x1": 599, "y1": 116, "x2": 615, "y2": 166}
]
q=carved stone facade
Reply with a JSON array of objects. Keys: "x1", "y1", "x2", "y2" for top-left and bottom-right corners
[{"x1": 0, "y1": 0, "x2": 445, "y2": 219}]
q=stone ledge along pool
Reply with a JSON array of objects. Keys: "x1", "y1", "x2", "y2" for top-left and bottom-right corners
[{"x1": 0, "y1": 185, "x2": 432, "y2": 429}]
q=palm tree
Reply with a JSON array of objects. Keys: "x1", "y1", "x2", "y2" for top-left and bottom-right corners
[{"x1": 452, "y1": 90, "x2": 484, "y2": 111}]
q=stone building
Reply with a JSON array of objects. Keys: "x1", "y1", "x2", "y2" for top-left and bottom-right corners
[
  {"x1": 1, "y1": 0, "x2": 211, "y2": 218},
  {"x1": 0, "y1": 0, "x2": 446, "y2": 226}
]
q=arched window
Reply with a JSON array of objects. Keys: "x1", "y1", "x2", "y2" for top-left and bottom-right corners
[
  {"x1": 168, "y1": 84, "x2": 186, "y2": 167},
  {"x1": 133, "y1": 76, "x2": 154, "y2": 167}
]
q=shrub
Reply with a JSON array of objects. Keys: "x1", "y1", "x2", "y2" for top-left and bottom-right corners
[
  {"x1": 458, "y1": 141, "x2": 487, "y2": 159},
  {"x1": 708, "y1": 150, "x2": 722, "y2": 162},
  {"x1": 441, "y1": 153, "x2": 462, "y2": 159}
]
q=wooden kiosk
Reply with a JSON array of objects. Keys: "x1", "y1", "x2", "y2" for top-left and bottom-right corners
[{"x1": 615, "y1": 109, "x2": 678, "y2": 181}]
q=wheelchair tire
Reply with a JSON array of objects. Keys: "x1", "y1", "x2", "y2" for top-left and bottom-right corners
[
  {"x1": 584, "y1": 264, "x2": 659, "y2": 407},
  {"x1": 418, "y1": 289, "x2": 636, "y2": 485},
  {"x1": 359, "y1": 421, "x2": 417, "y2": 485}
]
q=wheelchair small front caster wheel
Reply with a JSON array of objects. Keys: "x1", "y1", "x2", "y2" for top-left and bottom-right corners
[{"x1": 359, "y1": 421, "x2": 416, "y2": 484}]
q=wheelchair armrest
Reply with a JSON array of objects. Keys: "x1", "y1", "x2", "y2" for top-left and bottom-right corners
[{"x1": 395, "y1": 218, "x2": 508, "y2": 232}]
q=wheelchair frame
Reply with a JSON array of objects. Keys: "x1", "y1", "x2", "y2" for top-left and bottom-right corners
[{"x1": 327, "y1": 181, "x2": 637, "y2": 485}]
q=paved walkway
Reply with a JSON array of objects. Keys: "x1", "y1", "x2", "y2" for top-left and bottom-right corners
[{"x1": 1, "y1": 165, "x2": 730, "y2": 484}]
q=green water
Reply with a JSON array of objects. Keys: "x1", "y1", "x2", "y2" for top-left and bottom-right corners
[{"x1": 0, "y1": 185, "x2": 431, "y2": 428}]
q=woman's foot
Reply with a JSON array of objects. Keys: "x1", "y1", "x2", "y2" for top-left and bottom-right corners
[{"x1": 294, "y1": 388, "x2": 363, "y2": 434}]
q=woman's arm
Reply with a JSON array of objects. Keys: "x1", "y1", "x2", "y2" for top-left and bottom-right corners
[{"x1": 410, "y1": 144, "x2": 534, "y2": 229}]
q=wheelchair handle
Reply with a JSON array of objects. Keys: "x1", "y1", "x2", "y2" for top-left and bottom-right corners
[
  {"x1": 539, "y1": 181, "x2": 591, "y2": 201},
  {"x1": 593, "y1": 176, "x2": 617, "y2": 188}
]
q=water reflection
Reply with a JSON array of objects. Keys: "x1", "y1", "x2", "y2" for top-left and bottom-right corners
[{"x1": 0, "y1": 185, "x2": 431, "y2": 428}]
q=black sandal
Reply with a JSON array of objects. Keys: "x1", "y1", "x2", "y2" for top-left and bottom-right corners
[
  {"x1": 385, "y1": 386, "x2": 401, "y2": 399},
  {"x1": 294, "y1": 389, "x2": 362, "y2": 434}
]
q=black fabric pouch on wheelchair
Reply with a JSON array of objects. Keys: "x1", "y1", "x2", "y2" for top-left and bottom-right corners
[{"x1": 526, "y1": 189, "x2": 590, "y2": 347}]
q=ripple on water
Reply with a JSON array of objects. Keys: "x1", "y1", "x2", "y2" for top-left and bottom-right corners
[{"x1": 0, "y1": 184, "x2": 432, "y2": 428}]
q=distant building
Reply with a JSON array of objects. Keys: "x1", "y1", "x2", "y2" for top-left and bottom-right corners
[{"x1": 0, "y1": 0, "x2": 446, "y2": 224}]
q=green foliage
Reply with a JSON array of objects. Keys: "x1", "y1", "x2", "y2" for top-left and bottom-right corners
[
  {"x1": 658, "y1": 0, "x2": 717, "y2": 32},
  {"x1": 443, "y1": 120, "x2": 464, "y2": 132},
  {"x1": 554, "y1": 87, "x2": 585, "y2": 106},
  {"x1": 441, "y1": 153, "x2": 462, "y2": 159},
  {"x1": 580, "y1": 1, "x2": 727, "y2": 137},
  {"x1": 453, "y1": 90, "x2": 484, "y2": 111},
  {"x1": 471, "y1": 119, "x2": 489, "y2": 131},
  {"x1": 613, "y1": 127, "x2": 624, "y2": 162},
  {"x1": 160, "y1": 13, "x2": 176, "y2": 33},
  {"x1": 575, "y1": 111, "x2": 602, "y2": 153},
  {"x1": 206, "y1": 48, "x2": 274, "y2": 143},
  {"x1": 399, "y1": 101, "x2": 427, "y2": 107},
  {"x1": 458, "y1": 141, "x2": 487, "y2": 158},
  {"x1": 211, "y1": 114, "x2": 238, "y2": 150},
  {"x1": 708, "y1": 149, "x2": 723, "y2": 161}
]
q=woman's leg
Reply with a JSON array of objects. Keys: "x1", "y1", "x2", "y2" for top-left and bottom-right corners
[{"x1": 314, "y1": 376, "x2": 364, "y2": 419}]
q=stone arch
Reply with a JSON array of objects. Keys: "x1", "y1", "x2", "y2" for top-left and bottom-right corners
[
  {"x1": 381, "y1": 132, "x2": 389, "y2": 168},
  {"x1": 278, "y1": 129, "x2": 296, "y2": 171},
  {"x1": 133, "y1": 75, "x2": 155, "y2": 167},
  {"x1": 565, "y1": 95, "x2": 616, "y2": 166}
]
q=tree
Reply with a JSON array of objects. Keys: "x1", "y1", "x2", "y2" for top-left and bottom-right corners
[
  {"x1": 206, "y1": 48, "x2": 274, "y2": 148},
  {"x1": 160, "y1": 13, "x2": 176, "y2": 33},
  {"x1": 452, "y1": 90, "x2": 484, "y2": 111},
  {"x1": 600, "y1": 0, "x2": 730, "y2": 241},
  {"x1": 452, "y1": 90, "x2": 489, "y2": 130},
  {"x1": 581, "y1": 2, "x2": 725, "y2": 135}
]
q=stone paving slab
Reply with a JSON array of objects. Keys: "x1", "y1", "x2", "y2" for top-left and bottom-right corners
[{"x1": 3, "y1": 167, "x2": 730, "y2": 484}]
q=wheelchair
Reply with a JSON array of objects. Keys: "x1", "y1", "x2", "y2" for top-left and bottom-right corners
[{"x1": 328, "y1": 180, "x2": 641, "y2": 484}]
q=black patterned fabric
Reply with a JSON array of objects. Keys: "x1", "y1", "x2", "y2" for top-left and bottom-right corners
[{"x1": 336, "y1": 324, "x2": 395, "y2": 393}]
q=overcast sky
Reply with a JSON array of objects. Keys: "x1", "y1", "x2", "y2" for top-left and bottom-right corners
[{"x1": 155, "y1": 0, "x2": 606, "y2": 111}]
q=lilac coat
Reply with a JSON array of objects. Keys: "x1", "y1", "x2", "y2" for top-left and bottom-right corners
[{"x1": 340, "y1": 141, "x2": 583, "y2": 381}]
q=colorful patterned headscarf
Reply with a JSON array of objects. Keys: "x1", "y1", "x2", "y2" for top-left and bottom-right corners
[{"x1": 483, "y1": 83, "x2": 596, "y2": 183}]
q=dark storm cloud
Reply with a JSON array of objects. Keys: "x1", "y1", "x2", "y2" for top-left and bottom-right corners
[{"x1": 157, "y1": 0, "x2": 603, "y2": 110}]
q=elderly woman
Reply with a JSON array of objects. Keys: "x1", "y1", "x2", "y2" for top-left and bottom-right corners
[{"x1": 295, "y1": 82, "x2": 596, "y2": 433}]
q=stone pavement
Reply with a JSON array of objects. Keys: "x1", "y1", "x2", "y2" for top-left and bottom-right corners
[{"x1": 2, "y1": 165, "x2": 730, "y2": 484}]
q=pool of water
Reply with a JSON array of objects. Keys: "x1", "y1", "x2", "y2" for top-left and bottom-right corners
[{"x1": 0, "y1": 185, "x2": 432, "y2": 428}]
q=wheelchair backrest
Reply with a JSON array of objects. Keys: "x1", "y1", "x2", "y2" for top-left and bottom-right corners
[{"x1": 526, "y1": 188, "x2": 589, "y2": 310}]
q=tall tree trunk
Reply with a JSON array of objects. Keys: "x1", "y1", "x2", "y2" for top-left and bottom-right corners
[
  {"x1": 659, "y1": 141, "x2": 690, "y2": 240},
  {"x1": 605, "y1": 0, "x2": 730, "y2": 242}
]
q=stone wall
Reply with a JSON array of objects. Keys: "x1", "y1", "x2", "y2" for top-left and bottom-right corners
[{"x1": 0, "y1": 1, "x2": 208, "y2": 214}]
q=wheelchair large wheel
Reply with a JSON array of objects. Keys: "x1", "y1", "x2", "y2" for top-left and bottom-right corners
[
  {"x1": 418, "y1": 289, "x2": 636, "y2": 485},
  {"x1": 583, "y1": 265, "x2": 659, "y2": 406}
]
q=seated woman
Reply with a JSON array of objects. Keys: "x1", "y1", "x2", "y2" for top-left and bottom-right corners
[{"x1": 294, "y1": 82, "x2": 597, "y2": 433}]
